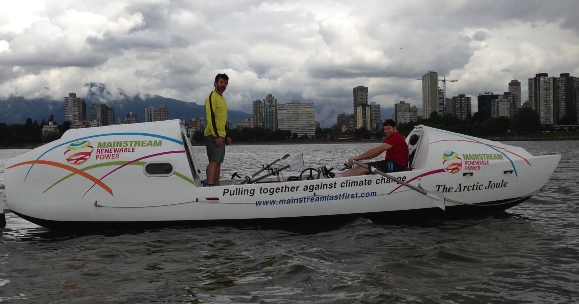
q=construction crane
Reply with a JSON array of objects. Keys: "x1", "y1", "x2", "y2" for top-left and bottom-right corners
[
  {"x1": 439, "y1": 76, "x2": 458, "y2": 102},
  {"x1": 416, "y1": 75, "x2": 458, "y2": 110}
]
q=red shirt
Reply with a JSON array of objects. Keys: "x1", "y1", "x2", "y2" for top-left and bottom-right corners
[{"x1": 383, "y1": 132, "x2": 409, "y2": 169}]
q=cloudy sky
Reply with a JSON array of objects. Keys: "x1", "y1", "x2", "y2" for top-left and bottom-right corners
[{"x1": 1, "y1": 0, "x2": 579, "y2": 121}]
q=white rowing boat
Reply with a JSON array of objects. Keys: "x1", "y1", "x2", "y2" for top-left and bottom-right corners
[{"x1": 2, "y1": 120, "x2": 560, "y2": 229}]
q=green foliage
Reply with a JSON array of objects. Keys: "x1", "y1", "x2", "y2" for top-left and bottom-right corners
[
  {"x1": 330, "y1": 125, "x2": 342, "y2": 139},
  {"x1": 361, "y1": 129, "x2": 371, "y2": 139},
  {"x1": 395, "y1": 109, "x2": 544, "y2": 138},
  {"x1": 224, "y1": 127, "x2": 296, "y2": 142},
  {"x1": 0, "y1": 117, "x2": 60, "y2": 147},
  {"x1": 43, "y1": 132, "x2": 62, "y2": 143},
  {"x1": 511, "y1": 107, "x2": 541, "y2": 134}
]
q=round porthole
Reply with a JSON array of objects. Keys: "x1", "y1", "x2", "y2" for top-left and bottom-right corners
[{"x1": 144, "y1": 163, "x2": 174, "y2": 176}]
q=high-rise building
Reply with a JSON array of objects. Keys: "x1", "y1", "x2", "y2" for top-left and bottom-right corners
[
  {"x1": 100, "y1": 104, "x2": 110, "y2": 126},
  {"x1": 337, "y1": 113, "x2": 356, "y2": 130},
  {"x1": 369, "y1": 102, "x2": 381, "y2": 130},
  {"x1": 107, "y1": 107, "x2": 115, "y2": 126},
  {"x1": 277, "y1": 100, "x2": 315, "y2": 137},
  {"x1": 353, "y1": 86, "x2": 369, "y2": 121},
  {"x1": 144, "y1": 106, "x2": 155, "y2": 122},
  {"x1": 89, "y1": 103, "x2": 102, "y2": 126},
  {"x1": 421, "y1": 71, "x2": 438, "y2": 119},
  {"x1": 477, "y1": 92, "x2": 499, "y2": 119},
  {"x1": 449, "y1": 94, "x2": 472, "y2": 120},
  {"x1": 508, "y1": 79, "x2": 522, "y2": 108},
  {"x1": 144, "y1": 104, "x2": 169, "y2": 122},
  {"x1": 555, "y1": 73, "x2": 577, "y2": 124},
  {"x1": 153, "y1": 104, "x2": 169, "y2": 121},
  {"x1": 353, "y1": 86, "x2": 369, "y2": 107},
  {"x1": 437, "y1": 88, "x2": 445, "y2": 114},
  {"x1": 394, "y1": 101, "x2": 410, "y2": 123},
  {"x1": 491, "y1": 92, "x2": 516, "y2": 118},
  {"x1": 529, "y1": 73, "x2": 555, "y2": 125},
  {"x1": 355, "y1": 105, "x2": 372, "y2": 129},
  {"x1": 445, "y1": 98, "x2": 453, "y2": 114},
  {"x1": 64, "y1": 93, "x2": 86, "y2": 122},
  {"x1": 337, "y1": 112, "x2": 349, "y2": 128},
  {"x1": 89, "y1": 103, "x2": 112, "y2": 126},
  {"x1": 252, "y1": 99, "x2": 264, "y2": 128},
  {"x1": 347, "y1": 114, "x2": 356, "y2": 130},
  {"x1": 264, "y1": 94, "x2": 277, "y2": 130},
  {"x1": 393, "y1": 101, "x2": 417, "y2": 124}
]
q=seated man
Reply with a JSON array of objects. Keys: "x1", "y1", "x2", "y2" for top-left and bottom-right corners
[{"x1": 320, "y1": 119, "x2": 408, "y2": 178}]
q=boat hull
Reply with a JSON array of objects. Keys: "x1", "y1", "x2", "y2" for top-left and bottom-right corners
[{"x1": 11, "y1": 196, "x2": 530, "y2": 231}]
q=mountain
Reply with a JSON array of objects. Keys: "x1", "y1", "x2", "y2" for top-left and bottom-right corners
[
  {"x1": 0, "y1": 83, "x2": 396, "y2": 128},
  {"x1": 0, "y1": 96, "x2": 65, "y2": 125},
  {"x1": 314, "y1": 105, "x2": 340, "y2": 128},
  {"x1": 97, "y1": 96, "x2": 251, "y2": 126},
  {"x1": 0, "y1": 83, "x2": 252, "y2": 126}
]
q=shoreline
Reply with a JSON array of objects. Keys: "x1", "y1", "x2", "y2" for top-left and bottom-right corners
[
  {"x1": 3, "y1": 136, "x2": 578, "y2": 149},
  {"x1": 191, "y1": 137, "x2": 579, "y2": 146}
]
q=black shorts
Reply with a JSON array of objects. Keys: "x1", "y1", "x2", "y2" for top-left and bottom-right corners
[
  {"x1": 367, "y1": 160, "x2": 407, "y2": 173},
  {"x1": 205, "y1": 136, "x2": 225, "y2": 163}
]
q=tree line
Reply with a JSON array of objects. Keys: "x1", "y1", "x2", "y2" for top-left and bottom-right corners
[
  {"x1": 0, "y1": 115, "x2": 71, "y2": 147},
  {"x1": 191, "y1": 125, "x2": 386, "y2": 142},
  {"x1": 0, "y1": 107, "x2": 546, "y2": 148},
  {"x1": 396, "y1": 107, "x2": 542, "y2": 137}
]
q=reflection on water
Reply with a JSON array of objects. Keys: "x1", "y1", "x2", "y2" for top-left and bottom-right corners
[{"x1": 1, "y1": 141, "x2": 578, "y2": 303}]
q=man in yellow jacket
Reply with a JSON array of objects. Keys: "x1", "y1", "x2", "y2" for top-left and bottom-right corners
[{"x1": 204, "y1": 73, "x2": 232, "y2": 186}]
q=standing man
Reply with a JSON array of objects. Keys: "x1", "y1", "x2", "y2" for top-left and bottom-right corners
[
  {"x1": 320, "y1": 119, "x2": 408, "y2": 178},
  {"x1": 204, "y1": 73, "x2": 232, "y2": 186}
]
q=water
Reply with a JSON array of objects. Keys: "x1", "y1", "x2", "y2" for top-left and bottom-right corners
[{"x1": 1, "y1": 142, "x2": 578, "y2": 303}]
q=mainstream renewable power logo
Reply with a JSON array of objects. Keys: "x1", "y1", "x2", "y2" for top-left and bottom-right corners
[
  {"x1": 64, "y1": 140, "x2": 94, "y2": 165},
  {"x1": 442, "y1": 151, "x2": 462, "y2": 174}
]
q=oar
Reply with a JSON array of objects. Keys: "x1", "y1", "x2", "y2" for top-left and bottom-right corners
[
  {"x1": 251, "y1": 154, "x2": 290, "y2": 178},
  {"x1": 353, "y1": 161, "x2": 445, "y2": 210},
  {"x1": 248, "y1": 154, "x2": 304, "y2": 184},
  {"x1": 238, "y1": 154, "x2": 291, "y2": 184}
]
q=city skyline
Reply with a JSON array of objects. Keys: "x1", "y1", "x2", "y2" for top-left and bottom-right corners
[
  {"x1": 57, "y1": 68, "x2": 578, "y2": 130},
  {"x1": 1, "y1": 1, "x2": 578, "y2": 123}
]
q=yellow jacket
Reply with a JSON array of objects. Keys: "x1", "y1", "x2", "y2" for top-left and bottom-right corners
[{"x1": 204, "y1": 91, "x2": 228, "y2": 138}]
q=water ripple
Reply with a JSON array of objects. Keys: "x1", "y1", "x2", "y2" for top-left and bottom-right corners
[{"x1": 1, "y1": 142, "x2": 578, "y2": 303}]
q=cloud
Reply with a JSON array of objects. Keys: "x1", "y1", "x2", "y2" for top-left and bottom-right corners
[
  {"x1": 86, "y1": 31, "x2": 190, "y2": 53},
  {"x1": 473, "y1": 31, "x2": 490, "y2": 42},
  {"x1": 0, "y1": 20, "x2": 109, "y2": 68},
  {"x1": 0, "y1": 0, "x2": 579, "y2": 126}
]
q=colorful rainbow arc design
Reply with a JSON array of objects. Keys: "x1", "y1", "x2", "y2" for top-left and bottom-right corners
[
  {"x1": 42, "y1": 160, "x2": 195, "y2": 194},
  {"x1": 6, "y1": 132, "x2": 192, "y2": 198},
  {"x1": 7, "y1": 160, "x2": 114, "y2": 195},
  {"x1": 429, "y1": 129, "x2": 531, "y2": 177},
  {"x1": 8, "y1": 150, "x2": 190, "y2": 197},
  {"x1": 23, "y1": 132, "x2": 183, "y2": 182},
  {"x1": 82, "y1": 150, "x2": 186, "y2": 197}
]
